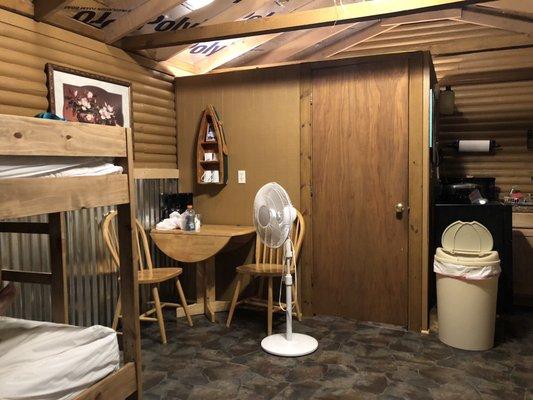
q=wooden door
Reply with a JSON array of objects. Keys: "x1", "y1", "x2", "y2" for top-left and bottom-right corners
[{"x1": 311, "y1": 60, "x2": 409, "y2": 326}]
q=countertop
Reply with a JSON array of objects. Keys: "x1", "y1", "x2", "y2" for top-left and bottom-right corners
[{"x1": 512, "y1": 205, "x2": 533, "y2": 213}]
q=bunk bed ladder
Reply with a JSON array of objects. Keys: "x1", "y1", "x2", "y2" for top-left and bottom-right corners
[{"x1": 0, "y1": 213, "x2": 68, "y2": 324}]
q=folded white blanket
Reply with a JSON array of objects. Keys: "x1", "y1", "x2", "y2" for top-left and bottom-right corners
[{"x1": 0, "y1": 156, "x2": 122, "y2": 179}]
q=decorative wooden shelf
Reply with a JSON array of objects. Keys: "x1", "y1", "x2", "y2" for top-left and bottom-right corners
[
  {"x1": 196, "y1": 105, "x2": 228, "y2": 185},
  {"x1": 200, "y1": 141, "x2": 219, "y2": 147}
]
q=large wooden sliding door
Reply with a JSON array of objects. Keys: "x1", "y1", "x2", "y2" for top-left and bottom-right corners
[{"x1": 311, "y1": 60, "x2": 410, "y2": 326}]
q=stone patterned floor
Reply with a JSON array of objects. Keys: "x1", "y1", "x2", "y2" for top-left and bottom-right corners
[{"x1": 141, "y1": 309, "x2": 533, "y2": 400}]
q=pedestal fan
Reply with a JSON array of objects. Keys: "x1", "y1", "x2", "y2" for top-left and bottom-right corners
[{"x1": 254, "y1": 182, "x2": 318, "y2": 357}]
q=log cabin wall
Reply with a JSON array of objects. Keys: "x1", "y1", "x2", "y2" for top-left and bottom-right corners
[
  {"x1": 434, "y1": 47, "x2": 533, "y2": 195},
  {"x1": 0, "y1": 8, "x2": 177, "y2": 170},
  {"x1": 0, "y1": 9, "x2": 181, "y2": 325}
]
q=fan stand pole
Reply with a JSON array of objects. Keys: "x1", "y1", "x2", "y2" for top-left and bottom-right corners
[
  {"x1": 284, "y1": 265, "x2": 293, "y2": 342},
  {"x1": 284, "y1": 239, "x2": 293, "y2": 342},
  {"x1": 260, "y1": 239, "x2": 318, "y2": 357}
]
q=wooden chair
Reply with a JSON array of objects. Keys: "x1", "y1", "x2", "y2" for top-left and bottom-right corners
[
  {"x1": 226, "y1": 209, "x2": 305, "y2": 335},
  {"x1": 102, "y1": 211, "x2": 192, "y2": 344}
]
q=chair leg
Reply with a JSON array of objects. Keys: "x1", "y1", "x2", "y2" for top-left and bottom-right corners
[
  {"x1": 226, "y1": 274, "x2": 243, "y2": 328},
  {"x1": 292, "y1": 284, "x2": 302, "y2": 322},
  {"x1": 175, "y1": 279, "x2": 193, "y2": 327},
  {"x1": 112, "y1": 293, "x2": 121, "y2": 331},
  {"x1": 267, "y1": 277, "x2": 273, "y2": 336},
  {"x1": 151, "y1": 285, "x2": 167, "y2": 344}
]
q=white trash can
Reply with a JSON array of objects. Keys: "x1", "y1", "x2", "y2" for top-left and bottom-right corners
[{"x1": 434, "y1": 221, "x2": 501, "y2": 351}]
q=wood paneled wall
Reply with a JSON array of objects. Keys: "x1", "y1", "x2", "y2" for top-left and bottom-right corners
[
  {"x1": 175, "y1": 67, "x2": 301, "y2": 226},
  {"x1": 176, "y1": 54, "x2": 432, "y2": 331},
  {"x1": 435, "y1": 47, "x2": 533, "y2": 195},
  {"x1": 0, "y1": 9, "x2": 177, "y2": 169}
]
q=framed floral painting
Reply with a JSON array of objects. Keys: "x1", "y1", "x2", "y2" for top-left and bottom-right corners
[{"x1": 46, "y1": 64, "x2": 132, "y2": 128}]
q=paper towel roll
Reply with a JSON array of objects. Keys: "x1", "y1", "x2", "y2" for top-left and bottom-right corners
[{"x1": 458, "y1": 140, "x2": 491, "y2": 153}]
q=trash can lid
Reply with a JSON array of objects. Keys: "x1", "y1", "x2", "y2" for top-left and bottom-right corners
[{"x1": 441, "y1": 221, "x2": 494, "y2": 256}]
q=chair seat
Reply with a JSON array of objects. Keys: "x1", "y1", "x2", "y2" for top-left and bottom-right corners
[
  {"x1": 138, "y1": 267, "x2": 183, "y2": 284},
  {"x1": 236, "y1": 263, "x2": 295, "y2": 276}
]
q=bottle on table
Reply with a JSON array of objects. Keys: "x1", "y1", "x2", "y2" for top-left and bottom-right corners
[{"x1": 184, "y1": 205, "x2": 196, "y2": 232}]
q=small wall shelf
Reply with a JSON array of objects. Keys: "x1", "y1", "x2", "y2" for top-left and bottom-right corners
[{"x1": 196, "y1": 105, "x2": 228, "y2": 185}]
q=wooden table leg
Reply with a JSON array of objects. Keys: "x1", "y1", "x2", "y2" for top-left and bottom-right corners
[
  {"x1": 195, "y1": 260, "x2": 206, "y2": 316},
  {"x1": 204, "y1": 257, "x2": 216, "y2": 323},
  {"x1": 175, "y1": 259, "x2": 231, "y2": 321}
]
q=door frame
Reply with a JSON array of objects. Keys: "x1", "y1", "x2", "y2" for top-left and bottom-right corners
[{"x1": 298, "y1": 52, "x2": 435, "y2": 332}]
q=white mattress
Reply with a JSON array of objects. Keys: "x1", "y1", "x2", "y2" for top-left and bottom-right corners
[
  {"x1": 0, "y1": 156, "x2": 123, "y2": 179},
  {"x1": 0, "y1": 317, "x2": 120, "y2": 400}
]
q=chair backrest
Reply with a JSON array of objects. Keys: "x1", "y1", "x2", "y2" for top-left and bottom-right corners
[
  {"x1": 255, "y1": 208, "x2": 305, "y2": 266},
  {"x1": 102, "y1": 211, "x2": 153, "y2": 271}
]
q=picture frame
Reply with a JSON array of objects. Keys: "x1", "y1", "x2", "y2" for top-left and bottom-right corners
[{"x1": 45, "y1": 63, "x2": 132, "y2": 128}]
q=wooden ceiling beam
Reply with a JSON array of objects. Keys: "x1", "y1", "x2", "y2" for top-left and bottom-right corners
[
  {"x1": 340, "y1": 34, "x2": 533, "y2": 60},
  {"x1": 154, "y1": 0, "x2": 271, "y2": 61},
  {"x1": 476, "y1": 1, "x2": 533, "y2": 19},
  {"x1": 305, "y1": 21, "x2": 399, "y2": 59},
  {"x1": 194, "y1": 0, "x2": 320, "y2": 74},
  {"x1": 105, "y1": 1, "x2": 186, "y2": 44},
  {"x1": 454, "y1": 8, "x2": 533, "y2": 35},
  {"x1": 438, "y1": 67, "x2": 533, "y2": 86},
  {"x1": 119, "y1": 0, "x2": 491, "y2": 50},
  {"x1": 381, "y1": 8, "x2": 462, "y2": 25},
  {"x1": 33, "y1": 0, "x2": 71, "y2": 22},
  {"x1": 225, "y1": 7, "x2": 465, "y2": 69},
  {"x1": 304, "y1": 6, "x2": 500, "y2": 61},
  {"x1": 237, "y1": 22, "x2": 363, "y2": 67}
]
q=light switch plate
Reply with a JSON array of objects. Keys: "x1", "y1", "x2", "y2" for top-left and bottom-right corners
[{"x1": 238, "y1": 170, "x2": 246, "y2": 184}]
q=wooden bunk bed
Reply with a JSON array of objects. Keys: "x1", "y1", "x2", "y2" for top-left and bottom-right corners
[{"x1": 0, "y1": 114, "x2": 142, "y2": 399}]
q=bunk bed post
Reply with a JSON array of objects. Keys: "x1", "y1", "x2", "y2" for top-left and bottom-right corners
[
  {"x1": 49, "y1": 212, "x2": 68, "y2": 324},
  {"x1": 116, "y1": 127, "x2": 143, "y2": 399}
]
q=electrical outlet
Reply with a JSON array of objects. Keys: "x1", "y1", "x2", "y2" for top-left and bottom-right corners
[{"x1": 238, "y1": 170, "x2": 246, "y2": 184}]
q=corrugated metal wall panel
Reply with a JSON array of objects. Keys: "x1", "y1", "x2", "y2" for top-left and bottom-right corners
[{"x1": 0, "y1": 179, "x2": 178, "y2": 327}]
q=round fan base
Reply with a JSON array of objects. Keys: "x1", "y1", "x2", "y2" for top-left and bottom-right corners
[{"x1": 261, "y1": 333, "x2": 318, "y2": 357}]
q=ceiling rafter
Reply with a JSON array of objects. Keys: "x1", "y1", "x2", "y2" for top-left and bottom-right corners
[
  {"x1": 213, "y1": 31, "x2": 533, "y2": 75},
  {"x1": 233, "y1": 22, "x2": 364, "y2": 67},
  {"x1": 191, "y1": 0, "x2": 322, "y2": 74},
  {"x1": 222, "y1": 8, "x2": 464, "y2": 69},
  {"x1": 193, "y1": 33, "x2": 280, "y2": 74},
  {"x1": 341, "y1": 30, "x2": 533, "y2": 60},
  {"x1": 118, "y1": 0, "x2": 491, "y2": 50},
  {"x1": 453, "y1": 7, "x2": 533, "y2": 35},
  {"x1": 381, "y1": 8, "x2": 462, "y2": 25},
  {"x1": 305, "y1": 20, "x2": 398, "y2": 59},
  {"x1": 105, "y1": 0, "x2": 187, "y2": 44},
  {"x1": 477, "y1": 1, "x2": 533, "y2": 19},
  {"x1": 191, "y1": 0, "x2": 345, "y2": 73},
  {"x1": 155, "y1": 0, "x2": 272, "y2": 62},
  {"x1": 302, "y1": 8, "x2": 465, "y2": 61},
  {"x1": 211, "y1": 4, "x2": 533, "y2": 74}
]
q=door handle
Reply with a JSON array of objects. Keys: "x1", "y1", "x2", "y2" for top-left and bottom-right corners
[{"x1": 395, "y1": 203, "x2": 406, "y2": 214}]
